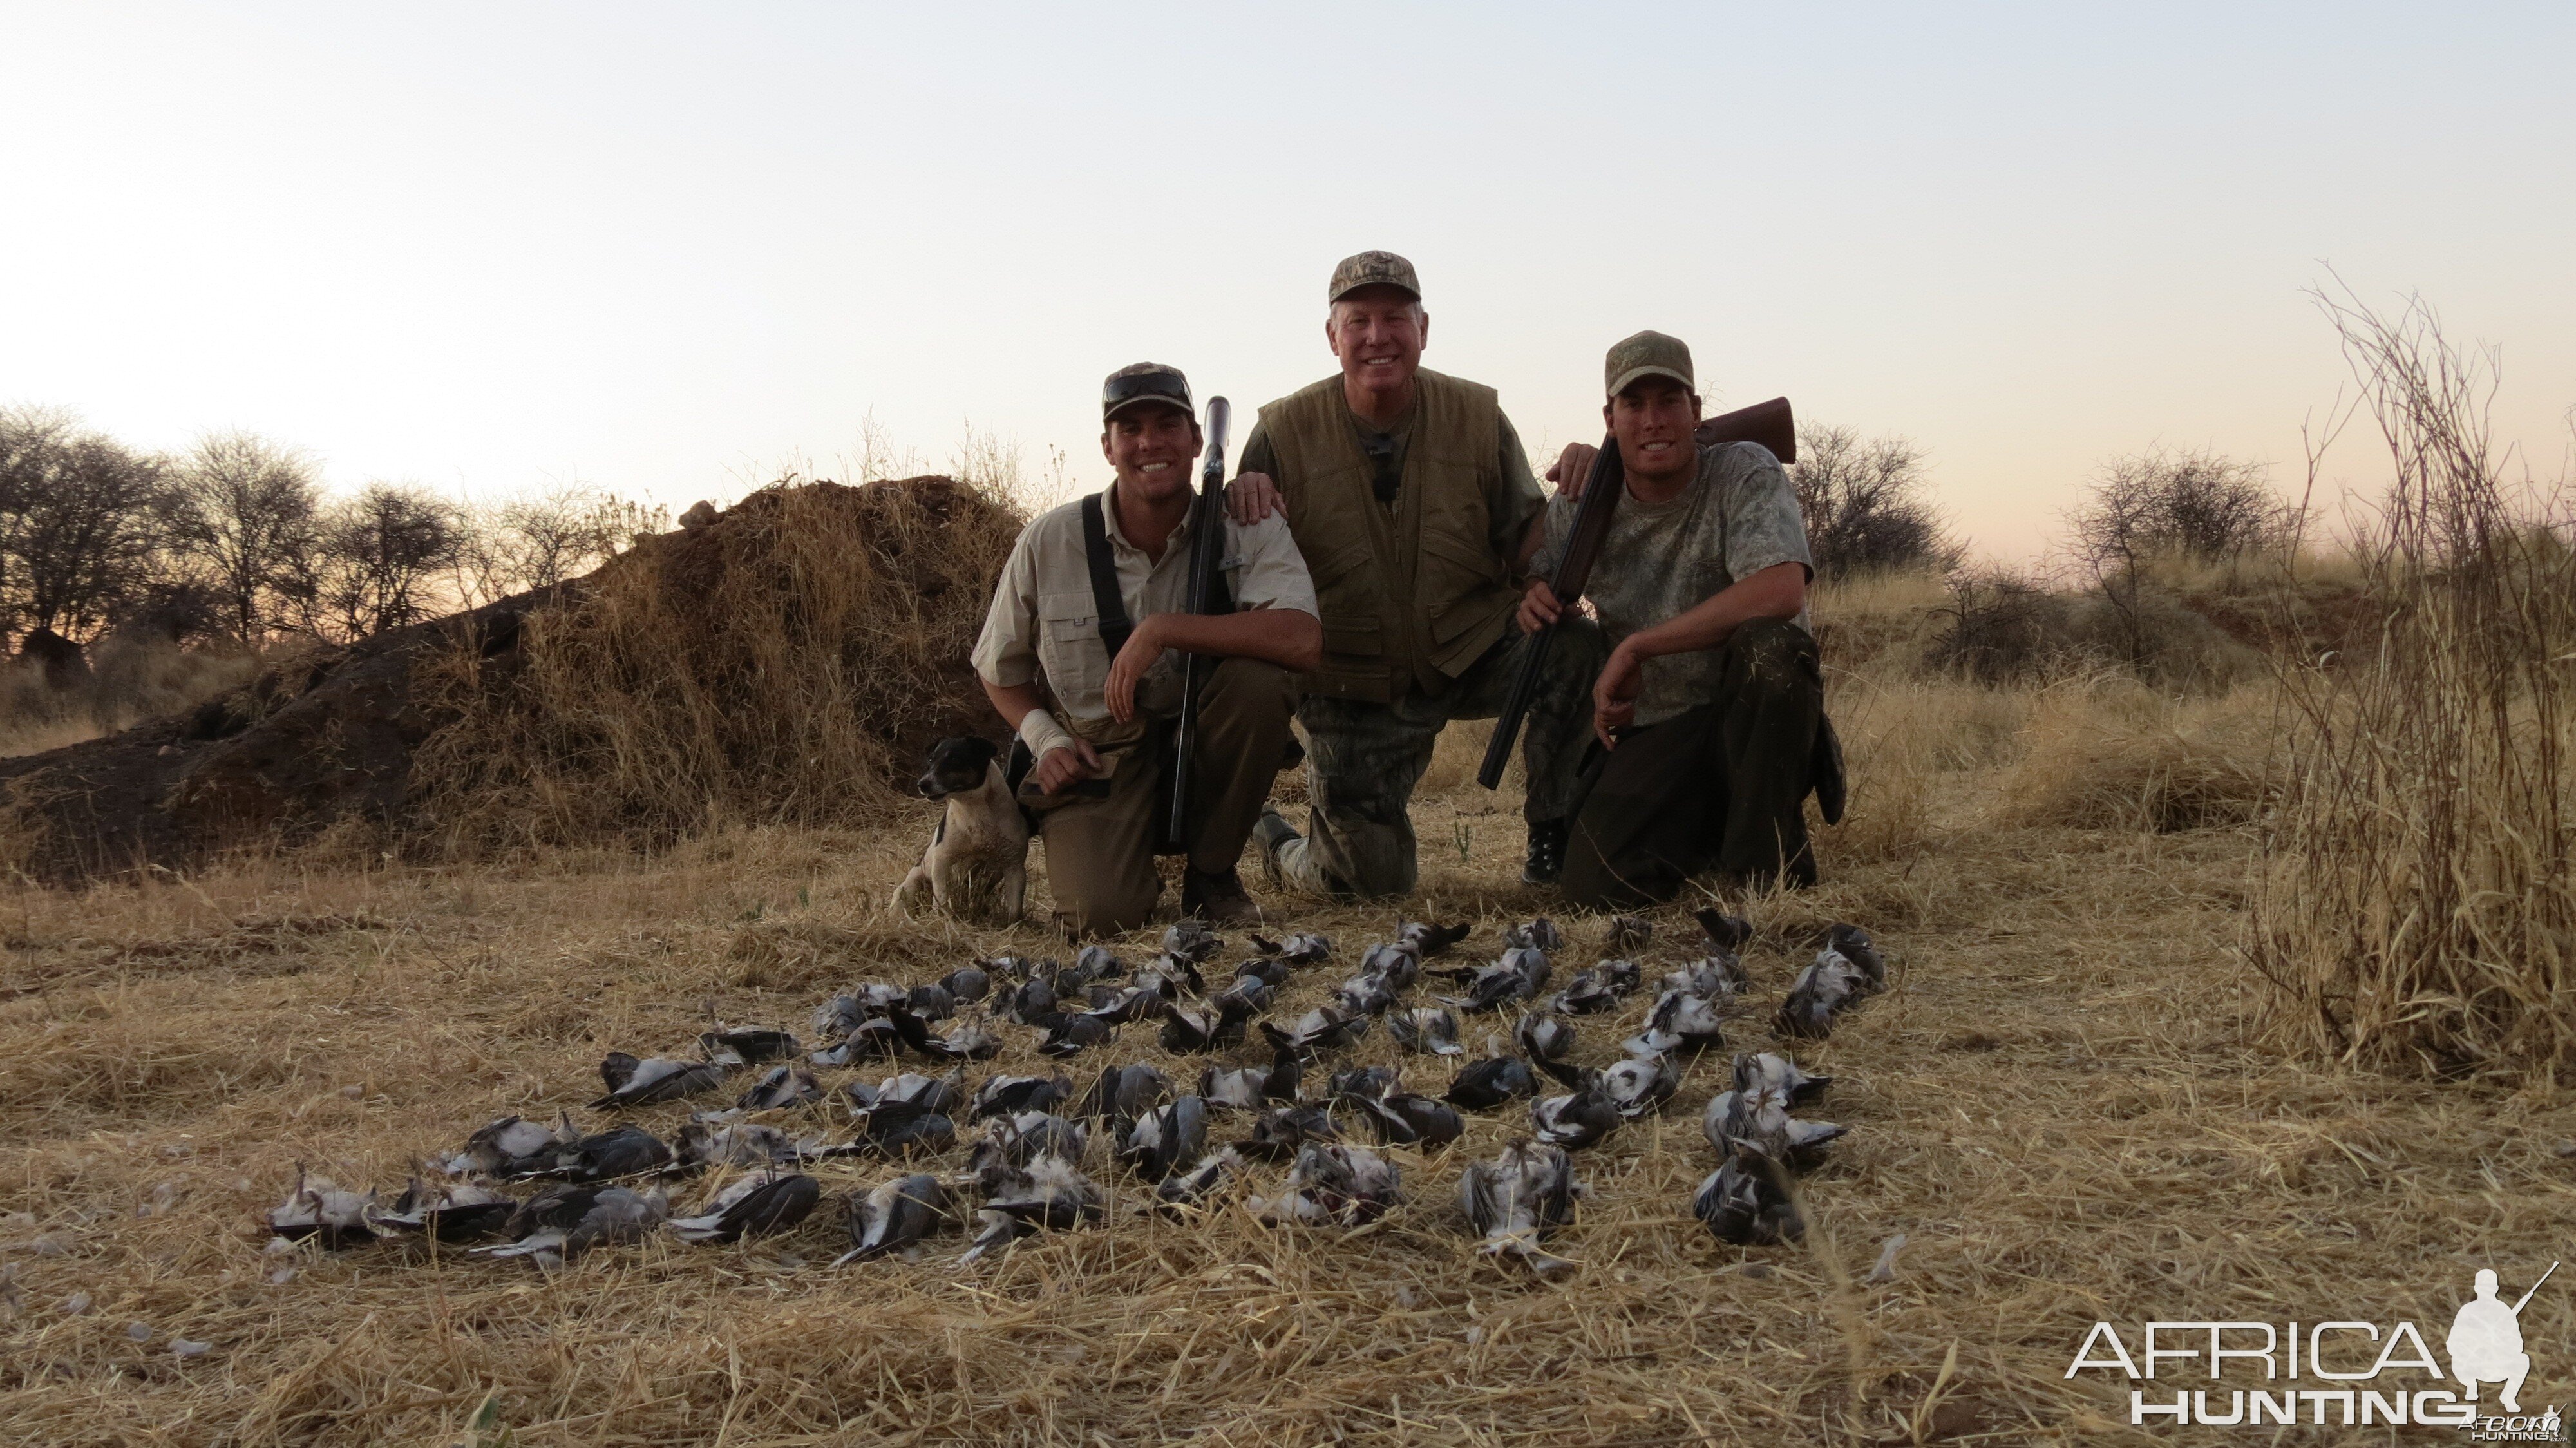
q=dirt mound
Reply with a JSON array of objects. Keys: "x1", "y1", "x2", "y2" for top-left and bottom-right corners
[{"x1": 1, "y1": 477, "x2": 1023, "y2": 884}]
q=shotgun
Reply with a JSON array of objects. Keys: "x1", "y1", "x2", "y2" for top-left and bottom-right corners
[
  {"x1": 1165, "y1": 395, "x2": 1233, "y2": 848},
  {"x1": 1475, "y1": 395, "x2": 1797, "y2": 791}
]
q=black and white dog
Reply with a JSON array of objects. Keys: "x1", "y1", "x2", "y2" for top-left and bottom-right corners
[{"x1": 893, "y1": 737, "x2": 1028, "y2": 926}]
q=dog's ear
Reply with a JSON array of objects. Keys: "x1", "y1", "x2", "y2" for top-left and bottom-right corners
[{"x1": 960, "y1": 737, "x2": 1000, "y2": 771}]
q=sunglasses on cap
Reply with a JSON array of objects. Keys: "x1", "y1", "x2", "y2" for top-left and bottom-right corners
[{"x1": 1102, "y1": 368, "x2": 1193, "y2": 421}]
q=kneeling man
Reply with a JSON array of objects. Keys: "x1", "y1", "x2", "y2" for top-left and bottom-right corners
[
  {"x1": 1524, "y1": 331, "x2": 1836, "y2": 907},
  {"x1": 973, "y1": 363, "x2": 1321, "y2": 935}
]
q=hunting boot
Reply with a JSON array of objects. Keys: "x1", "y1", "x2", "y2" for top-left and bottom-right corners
[
  {"x1": 1251, "y1": 808, "x2": 1302, "y2": 891},
  {"x1": 1522, "y1": 819, "x2": 1569, "y2": 886},
  {"x1": 1183, "y1": 865, "x2": 1263, "y2": 926}
]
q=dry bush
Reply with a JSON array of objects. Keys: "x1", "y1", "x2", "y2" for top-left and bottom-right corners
[
  {"x1": 2248, "y1": 294, "x2": 2576, "y2": 1081},
  {"x1": 408, "y1": 477, "x2": 1024, "y2": 853},
  {"x1": 0, "y1": 638, "x2": 261, "y2": 760},
  {"x1": 1999, "y1": 681, "x2": 2272, "y2": 834}
]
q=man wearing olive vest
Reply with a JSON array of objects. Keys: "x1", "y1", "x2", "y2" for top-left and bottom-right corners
[{"x1": 1230, "y1": 251, "x2": 1603, "y2": 898}]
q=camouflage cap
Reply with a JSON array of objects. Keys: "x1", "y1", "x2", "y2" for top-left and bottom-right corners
[
  {"x1": 1604, "y1": 330, "x2": 1695, "y2": 399},
  {"x1": 1328, "y1": 250, "x2": 1421, "y2": 305},
  {"x1": 1101, "y1": 361, "x2": 1194, "y2": 423}
]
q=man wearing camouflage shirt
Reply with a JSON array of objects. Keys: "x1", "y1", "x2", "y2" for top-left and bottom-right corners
[
  {"x1": 1227, "y1": 251, "x2": 1603, "y2": 899},
  {"x1": 1522, "y1": 330, "x2": 1837, "y2": 905}
]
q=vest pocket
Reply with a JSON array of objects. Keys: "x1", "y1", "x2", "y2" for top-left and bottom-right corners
[
  {"x1": 1419, "y1": 530, "x2": 1506, "y2": 644},
  {"x1": 1037, "y1": 590, "x2": 1106, "y2": 711}
]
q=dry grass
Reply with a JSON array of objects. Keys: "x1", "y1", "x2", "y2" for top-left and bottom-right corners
[
  {"x1": 0, "y1": 638, "x2": 262, "y2": 761},
  {"x1": 3, "y1": 562, "x2": 2571, "y2": 1445}
]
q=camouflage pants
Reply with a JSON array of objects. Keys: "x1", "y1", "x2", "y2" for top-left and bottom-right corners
[{"x1": 1272, "y1": 618, "x2": 1606, "y2": 899}]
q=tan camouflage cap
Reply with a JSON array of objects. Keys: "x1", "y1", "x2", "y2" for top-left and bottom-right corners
[
  {"x1": 1101, "y1": 361, "x2": 1194, "y2": 423},
  {"x1": 1328, "y1": 250, "x2": 1421, "y2": 304},
  {"x1": 1605, "y1": 330, "x2": 1695, "y2": 399}
]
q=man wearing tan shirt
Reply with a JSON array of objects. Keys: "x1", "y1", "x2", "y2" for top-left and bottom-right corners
[{"x1": 972, "y1": 363, "x2": 1321, "y2": 936}]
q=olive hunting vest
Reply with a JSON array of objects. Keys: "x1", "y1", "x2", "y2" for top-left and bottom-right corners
[{"x1": 1256, "y1": 368, "x2": 1518, "y2": 701}]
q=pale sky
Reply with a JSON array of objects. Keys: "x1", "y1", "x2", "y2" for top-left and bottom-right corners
[{"x1": 4, "y1": 3, "x2": 2570, "y2": 560}]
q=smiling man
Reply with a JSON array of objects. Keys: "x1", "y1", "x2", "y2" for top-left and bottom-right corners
[
  {"x1": 972, "y1": 363, "x2": 1321, "y2": 935},
  {"x1": 1521, "y1": 330, "x2": 1833, "y2": 906},
  {"x1": 1229, "y1": 251, "x2": 1603, "y2": 899}
]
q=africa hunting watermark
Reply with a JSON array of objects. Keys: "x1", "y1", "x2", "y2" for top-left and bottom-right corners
[{"x1": 2065, "y1": 1264, "x2": 2560, "y2": 1438}]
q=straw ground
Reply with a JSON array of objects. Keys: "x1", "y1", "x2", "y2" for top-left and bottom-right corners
[{"x1": 5, "y1": 599, "x2": 2572, "y2": 1446}]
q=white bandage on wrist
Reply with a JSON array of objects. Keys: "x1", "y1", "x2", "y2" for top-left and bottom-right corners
[{"x1": 1018, "y1": 708, "x2": 1077, "y2": 765}]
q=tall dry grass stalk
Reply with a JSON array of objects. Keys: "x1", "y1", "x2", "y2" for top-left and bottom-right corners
[
  {"x1": 2248, "y1": 295, "x2": 2576, "y2": 1080},
  {"x1": 408, "y1": 477, "x2": 1024, "y2": 854}
]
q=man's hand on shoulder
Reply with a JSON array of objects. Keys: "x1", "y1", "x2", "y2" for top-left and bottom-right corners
[
  {"x1": 1227, "y1": 472, "x2": 1283, "y2": 526},
  {"x1": 1546, "y1": 442, "x2": 1600, "y2": 498}
]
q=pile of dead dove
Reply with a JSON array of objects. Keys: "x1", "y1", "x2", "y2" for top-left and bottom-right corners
[{"x1": 265, "y1": 911, "x2": 1889, "y2": 1277}]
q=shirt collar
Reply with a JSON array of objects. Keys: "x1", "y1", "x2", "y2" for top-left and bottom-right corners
[{"x1": 1099, "y1": 485, "x2": 1195, "y2": 557}]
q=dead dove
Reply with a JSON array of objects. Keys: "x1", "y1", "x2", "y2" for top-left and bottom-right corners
[
  {"x1": 1625, "y1": 989, "x2": 1728, "y2": 1056},
  {"x1": 1035, "y1": 1011, "x2": 1113, "y2": 1059},
  {"x1": 1603, "y1": 915, "x2": 1652, "y2": 955},
  {"x1": 1662, "y1": 955, "x2": 1748, "y2": 998},
  {"x1": 1235, "y1": 956, "x2": 1293, "y2": 989},
  {"x1": 446, "y1": 1114, "x2": 578, "y2": 1177},
  {"x1": 1001, "y1": 976, "x2": 1059, "y2": 1026},
  {"x1": 1161, "y1": 920, "x2": 1223, "y2": 964},
  {"x1": 1732, "y1": 1051, "x2": 1831, "y2": 1107},
  {"x1": 1200, "y1": 1045, "x2": 1300, "y2": 1112},
  {"x1": 1444, "y1": 1055, "x2": 1539, "y2": 1110},
  {"x1": 808, "y1": 1018, "x2": 904, "y2": 1067},
  {"x1": 1528, "y1": 1078, "x2": 1625, "y2": 1151},
  {"x1": 1213, "y1": 975, "x2": 1277, "y2": 1015},
  {"x1": 1072, "y1": 944, "x2": 1125, "y2": 981},
  {"x1": 1117, "y1": 1096, "x2": 1209, "y2": 1182},
  {"x1": 1775, "y1": 953, "x2": 1872, "y2": 1039},
  {"x1": 266, "y1": 1168, "x2": 377, "y2": 1249},
  {"x1": 676, "y1": 1116, "x2": 802, "y2": 1170},
  {"x1": 1694, "y1": 1150, "x2": 1802, "y2": 1244},
  {"x1": 845, "y1": 1067, "x2": 964, "y2": 1116},
  {"x1": 1388, "y1": 1004, "x2": 1465, "y2": 1056},
  {"x1": 905, "y1": 983, "x2": 956, "y2": 1022},
  {"x1": 1824, "y1": 922, "x2": 1886, "y2": 989},
  {"x1": 1514, "y1": 1011, "x2": 1577, "y2": 1063},
  {"x1": 1334, "y1": 972, "x2": 1399, "y2": 1017},
  {"x1": 941, "y1": 965, "x2": 992, "y2": 1004},
  {"x1": 1262, "y1": 1003, "x2": 1371, "y2": 1056},
  {"x1": 959, "y1": 1157, "x2": 1106, "y2": 1263},
  {"x1": 737, "y1": 1065, "x2": 824, "y2": 1111},
  {"x1": 833, "y1": 1174, "x2": 952, "y2": 1265},
  {"x1": 668, "y1": 1172, "x2": 821, "y2": 1243},
  {"x1": 1552, "y1": 963, "x2": 1636, "y2": 1015},
  {"x1": 1083, "y1": 984, "x2": 1164, "y2": 1024},
  {"x1": 1446, "y1": 948, "x2": 1551, "y2": 1013},
  {"x1": 1160, "y1": 998, "x2": 1253, "y2": 1054},
  {"x1": 700, "y1": 1028, "x2": 800, "y2": 1066},
  {"x1": 1234, "y1": 1103, "x2": 1341, "y2": 1160},
  {"x1": 1459, "y1": 1140, "x2": 1580, "y2": 1277},
  {"x1": 1327, "y1": 1063, "x2": 1402, "y2": 1101},
  {"x1": 1701, "y1": 1085, "x2": 1846, "y2": 1167},
  {"x1": 1249, "y1": 931, "x2": 1332, "y2": 965},
  {"x1": 1360, "y1": 942, "x2": 1423, "y2": 989},
  {"x1": 1539, "y1": 1051, "x2": 1674, "y2": 1121},
  {"x1": 984, "y1": 954, "x2": 1038, "y2": 981},
  {"x1": 965, "y1": 1112, "x2": 1089, "y2": 1176},
  {"x1": 1694, "y1": 907, "x2": 1754, "y2": 952},
  {"x1": 835, "y1": 1100, "x2": 956, "y2": 1157},
  {"x1": 1501, "y1": 918, "x2": 1566, "y2": 953},
  {"x1": 1398, "y1": 919, "x2": 1471, "y2": 957},
  {"x1": 1153, "y1": 1147, "x2": 1242, "y2": 1213},
  {"x1": 883, "y1": 1011, "x2": 999, "y2": 1062},
  {"x1": 967, "y1": 1072, "x2": 1073, "y2": 1121},
  {"x1": 478, "y1": 1185, "x2": 668, "y2": 1267},
  {"x1": 1249, "y1": 1143, "x2": 1403, "y2": 1226},
  {"x1": 1349, "y1": 1091, "x2": 1465, "y2": 1148},
  {"x1": 591, "y1": 1053, "x2": 730, "y2": 1110},
  {"x1": 553, "y1": 1123, "x2": 676, "y2": 1181},
  {"x1": 1075, "y1": 1063, "x2": 1170, "y2": 1129},
  {"x1": 366, "y1": 1178, "x2": 516, "y2": 1243}
]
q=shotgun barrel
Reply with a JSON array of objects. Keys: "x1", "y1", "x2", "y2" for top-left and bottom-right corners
[
  {"x1": 1477, "y1": 432, "x2": 1624, "y2": 790},
  {"x1": 1165, "y1": 396, "x2": 1233, "y2": 848}
]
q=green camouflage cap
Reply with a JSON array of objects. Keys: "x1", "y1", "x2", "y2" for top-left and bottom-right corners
[
  {"x1": 1101, "y1": 361, "x2": 1194, "y2": 423},
  {"x1": 1605, "y1": 330, "x2": 1695, "y2": 399},
  {"x1": 1328, "y1": 250, "x2": 1421, "y2": 304}
]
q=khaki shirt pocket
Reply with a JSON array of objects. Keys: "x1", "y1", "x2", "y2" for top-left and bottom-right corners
[{"x1": 1036, "y1": 590, "x2": 1108, "y2": 716}]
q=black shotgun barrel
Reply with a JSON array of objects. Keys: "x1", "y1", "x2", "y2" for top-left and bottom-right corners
[
  {"x1": 1166, "y1": 397, "x2": 1233, "y2": 848},
  {"x1": 1477, "y1": 432, "x2": 1624, "y2": 790}
]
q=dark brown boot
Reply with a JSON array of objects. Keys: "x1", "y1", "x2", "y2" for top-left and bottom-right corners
[{"x1": 1182, "y1": 865, "x2": 1263, "y2": 926}]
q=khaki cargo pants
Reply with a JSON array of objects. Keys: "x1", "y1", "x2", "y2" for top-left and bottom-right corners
[
  {"x1": 1034, "y1": 657, "x2": 1296, "y2": 937},
  {"x1": 1558, "y1": 618, "x2": 1828, "y2": 908},
  {"x1": 1271, "y1": 619, "x2": 1605, "y2": 899}
]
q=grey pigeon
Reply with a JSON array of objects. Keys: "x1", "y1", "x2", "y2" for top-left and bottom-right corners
[
  {"x1": 1153, "y1": 1147, "x2": 1242, "y2": 1213},
  {"x1": 1327, "y1": 1063, "x2": 1401, "y2": 1101},
  {"x1": 668, "y1": 1172, "x2": 822, "y2": 1243},
  {"x1": 1444, "y1": 1055, "x2": 1539, "y2": 1110},
  {"x1": 1501, "y1": 918, "x2": 1566, "y2": 953},
  {"x1": 1514, "y1": 1011, "x2": 1576, "y2": 1063},
  {"x1": 1459, "y1": 1140, "x2": 1580, "y2": 1277},
  {"x1": 1235, "y1": 955, "x2": 1293, "y2": 989},
  {"x1": 1597, "y1": 1051, "x2": 1677, "y2": 1119},
  {"x1": 1388, "y1": 1004, "x2": 1464, "y2": 1056},
  {"x1": 478, "y1": 1185, "x2": 667, "y2": 1268},
  {"x1": 959, "y1": 1156, "x2": 1105, "y2": 1263},
  {"x1": 1553, "y1": 962, "x2": 1640, "y2": 1015},
  {"x1": 965, "y1": 1112, "x2": 1088, "y2": 1177},
  {"x1": 1776, "y1": 954, "x2": 1872, "y2": 1039},
  {"x1": 1072, "y1": 944, "x2": 1124, "y2": 981},
  {"x1": 834, "y1": 1100, "x2": 955, "y2": 1158},
  {"x1": 1529, "y1": 1078, "x2": 1624, "y2": 1151},
  {"x1": 1235, "y1": 1103, "x2": 1340, "y2": 1161},
  {"x1": 1075, "y1": 1063, "x2": 1170, "y2": 1129},
  {"x1": 1603, "y1": 915, "x2": 1652, "y2": 955},
  {"x1": 553, "y1": 1123, "x2": 674, "y2": 1181},
  {"x1": 676, "y1": 1116, "x2": 802, "y2": 1170},
  {"x1": 1160, "y1": 998, "x2": 1253, "y2": 1054},
  {"x1": 1035, "y1": 1011, "x2": 1112, "y2": 1059},
  {"x1": 1117, "y1": 1096, "x2": 1209, "y2": 1182},
  {"x1": 1732, "y1": 1051, "x2": 1831, "y2": 1107},
  {"x1": 1694, "y1": 1151, "x2": 1801, "y2": 1244},
  {"x1": 1213, "y1": 975, "x2": 1277, "y2": 1014},
  {"x1": 265, "y1": 1167, "x2": 376, "y2": 1249},
  {"x1": 1002, "y1": 977, "x2": 1058, "y2": 1026},
  {"x1": 1694, "y1": 907, "x2": 1754, "y2": 952},
  {"x1": 1162, "y1": 919, "x2": 1224, "y2": 964},
  {"x1": 1397, "y1": 920, "x2": 1470, "y2": 957},
  {"x1": 701, "y1": 1027, "x2": 801, "y2": 1066},
  {"x1": 591, "y1": 1053, "x2": 728, "y2": 1110},
  {"x1": 1249, "y1": 1143, "x2": 1402, "y2": 1226},
  {"x1": 1359, "y1": 942, "x2": 1422, "y2": 989},
  {"x1": 1824, "y1": 922, "x2": 1886, "y2": 989},
  {"x1": 833, "y1": 1174, "x2": 952, "y2": 1264},
  {"x1": 737, "y1": 1065, "x2": 824, "y2": 1111},
  {"x1": 941, "y1": 965, "x2": 992, "y2": 1004},
  {"x1": 1262, "y1": 1003, "x2": 1370, "y2": 1056},
  {"x1": 1350, "y1": 1091, "x2": 1464, "y2": 1148},
  {"x1": 1662, "y1": 955, "x2": 1748, "y2": 998},
  {"x1": 1253, "y1": 931, "x2": 1332, "y2": 966},
  {"x1": 968, "y1": 1072, "x2": 1072, "y2": 1122},
  {"x1": 1625, "y1": 989, "x2": 1727, "y2": 1056},
  {"x1": 905, "y1": 983, "x2": 957, "y2": 1022},
  {"x1": 1334, "y1": 973, "x2": 1399, "y2": 1018},
  {"x1": 446, "y1": 1114, "x2": 577, "y2": 1178},
  {"x1": 367, "y1": 1177, "x2": 515, "y2": 1243}
]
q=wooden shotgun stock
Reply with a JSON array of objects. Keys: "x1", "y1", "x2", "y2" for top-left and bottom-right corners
[{"x1": 1474, "y1": 395, "x2": 1796, "y2": 792}]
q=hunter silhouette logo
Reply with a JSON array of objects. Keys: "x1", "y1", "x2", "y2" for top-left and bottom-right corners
[
  {"x1": 2067, "y1": 1260, "x2": 2562, "y2": 1433},
  {"x1": 2450, "y1": 1263, "x2": 2555, "y2": 1415}
]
